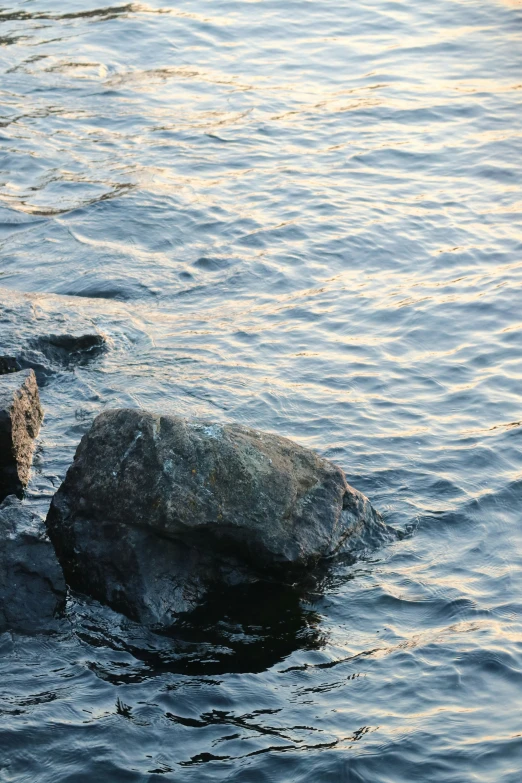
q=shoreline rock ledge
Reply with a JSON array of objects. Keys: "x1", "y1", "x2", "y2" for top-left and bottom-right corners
[{"x1": 47, "y1": 408, "x2": 389, "y2": 626}]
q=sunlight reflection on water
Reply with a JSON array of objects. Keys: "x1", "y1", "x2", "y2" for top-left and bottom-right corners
[{"x1": 1, "y1": 0, "x2": 522, "y2": 780}]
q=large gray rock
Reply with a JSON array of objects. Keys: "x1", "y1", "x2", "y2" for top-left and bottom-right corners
[
  {"x1": 0, "y1": 496, "x2": 66, "y2": 632},
  {"x1": 0, "y1": 369, "x2": 43, "y2": 502},
  {"x1": 47, "y1": 408, "x2": 388, "y2": 625}
]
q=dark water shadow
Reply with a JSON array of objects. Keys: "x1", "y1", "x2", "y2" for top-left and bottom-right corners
[
  {"x1": 74, "y1": 579, "x2": 326, "y2": 681},
  {"x1": 170, "y1": 580, "x2": 326, "y2": 674},
  {"x1": 0, "y1": 5, "x2": 135, "y2": 24}
]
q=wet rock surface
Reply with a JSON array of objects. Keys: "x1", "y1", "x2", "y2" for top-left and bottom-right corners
[
  {"x1": 0, "y1": 496, "x2": 66, "y2": 632},
  {"x1": 49, "y1": 520, "x2": 253, "y2": 626},
  {"x1": 0, "y1": 369, "x2": 43, "y2": 502},
  {"x1": 46, "y1": 408, "x2": 389, "y2": 626}
]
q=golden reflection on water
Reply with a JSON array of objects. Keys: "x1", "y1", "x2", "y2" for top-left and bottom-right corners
[{"x1": 1, "y1": 0, "x2": 522, "y2": 777}]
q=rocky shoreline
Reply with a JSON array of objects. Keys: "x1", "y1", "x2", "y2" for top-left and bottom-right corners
[{"x1": 0, "y1": 303, "x2": 393, "y2": 633}]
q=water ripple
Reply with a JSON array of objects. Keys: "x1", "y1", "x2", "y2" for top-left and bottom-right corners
[{"x1": 1, "y1": 0, "x2": 522, "y2": 780}]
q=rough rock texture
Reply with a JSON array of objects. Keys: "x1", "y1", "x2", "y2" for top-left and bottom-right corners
[
  {"x1": 0, "y1": 370, "x2": 43, "y2": 501},
  {"x1": 47, "y1": 408, "x2": 388, "y2": 625},
  {"x1": 0, "y1": 496, "x2": 66, "y2": 632}
]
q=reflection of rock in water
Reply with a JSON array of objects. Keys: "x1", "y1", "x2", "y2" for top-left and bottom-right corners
[
  {"x1": 72, "y1": 579, "x2": 324, "y2": 680},
  {"x1": 171, "y1": 580, "x2": 325, "y2": 674},
  {"x1": 13, "y1": 332, "x2": 107, "y2": 384}
]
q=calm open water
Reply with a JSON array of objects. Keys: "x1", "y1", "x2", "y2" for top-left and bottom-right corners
[{"x1": 1, "y1": 0, "x2": 522, "y2": 780}]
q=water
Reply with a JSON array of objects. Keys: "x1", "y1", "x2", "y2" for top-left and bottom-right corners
[{"x1": 1, "y1": 0, "x2": 522, "y2": 780}]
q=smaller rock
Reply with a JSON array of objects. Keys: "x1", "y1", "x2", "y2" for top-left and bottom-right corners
[
  {"x1": 0, "y1": 496, "x2": 66, "y2": 632},
  {"x1": 0, "y1": 286, "x2": 109, "y2": 383},
  {"x1": 10, "y1": 332, "x2": 108, "y2": 385},
  {"x1": 0, "y1": 369, "x2": 43, "y2": 501},
  {"x1": 28, "y1": 333, "x2": 106, "y2": 367},
  {"x1": 0, "y1": 356, "x2": 22, "y2": 375}
]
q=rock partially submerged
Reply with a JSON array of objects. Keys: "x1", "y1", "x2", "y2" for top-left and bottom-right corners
[
  {"x1": 13, "y1": 330, "x2": 107, "y2": 384},
  {"x1": 47, "y1": 409, "x2": 389, "y2": 626},
  {"x1": 0, "y1": 369, "x2": 43, "y2": 502},
  {"x1": 28, "y1": 332, "x2": 106, "y2": 369},
  {"x1": 0, "y1": 496, "x2": 66, "y2": 632},
  {"x1": 0, "y1": 356, "x2": 22, "y2": 375},
  {"x1": 0, "y1": 286, "x2": 107, "y2": 383}
]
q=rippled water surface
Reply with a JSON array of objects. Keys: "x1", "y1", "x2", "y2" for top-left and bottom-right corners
[{"x1": 1, "y1": 0, "x2": 522, "y2": 780}]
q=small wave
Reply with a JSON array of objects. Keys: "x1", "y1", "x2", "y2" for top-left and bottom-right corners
[{"x1": 54, "y1": 275, "x2": 156, "y2": 302}]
